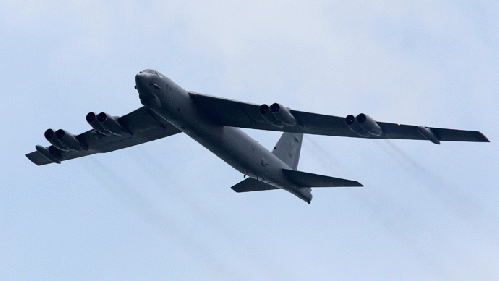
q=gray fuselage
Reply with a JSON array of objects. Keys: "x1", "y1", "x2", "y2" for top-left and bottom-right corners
[{"x1": 134, "y1": 69, "x2": 312, "y2": 202}]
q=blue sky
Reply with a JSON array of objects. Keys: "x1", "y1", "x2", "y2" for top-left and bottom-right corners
[{"x1": 1, "y1": 1, "x2": 498, "y2": 280}]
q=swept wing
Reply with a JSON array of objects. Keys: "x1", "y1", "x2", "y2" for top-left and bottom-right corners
[
  {"x1": 26, "y1": 106, "x2": 180, "y2": 165},
  {"x1": 189, "y1": 92, "x2": 489, "y2": 143}
]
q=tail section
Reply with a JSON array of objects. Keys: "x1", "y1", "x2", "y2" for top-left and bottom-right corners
[
  {"x1": 231, "y1": 178, "x2": 278, "y2": 193},
  {"x1": 272, "y1": 132, "x2": 303, "y2": 170},
  {"x1": 273, "y1": 133, "x2": 361, "y2": 204},
  {"x1": 230, "y1": 132, "x2": 361, "y2": 204},
  {"x1": 282, "y1": 169, "x2": 363, "y2": 188}
]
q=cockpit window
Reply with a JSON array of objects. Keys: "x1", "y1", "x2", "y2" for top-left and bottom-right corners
[
  {"x1": 142, "y1": 69, "x2": 157, "y2": 75},
  {"x1": 141, "y1": 69, "x2": 164, "y2": 77}
]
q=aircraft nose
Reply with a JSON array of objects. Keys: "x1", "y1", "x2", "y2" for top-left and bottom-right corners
[
  {"x1": 135, "y1": 71, "x2": 149, "y2": 90},
  {"x1": 135, "y1": 71, "x2": 161, "y2": 107}
]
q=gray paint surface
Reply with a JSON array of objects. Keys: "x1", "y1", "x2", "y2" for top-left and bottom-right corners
[{"x1": 26, "y1": 70, "x2": 488, "y2": 203}]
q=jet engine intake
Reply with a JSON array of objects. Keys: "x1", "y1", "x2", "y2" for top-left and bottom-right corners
[
  {"x1": 356, "y1": 113, "x2": 382, "y2": 136},
  {"x1": 260, "y1": 104, "x2": 283, "y2": 127},
  {"x1": 260, "y1": 104, "x2": 270, "y2": 115},
  {"x1": 44, "y1": 128, "x2": 69, "y2": 151},
  {"x1": 96, "y1": 112, "x2": 127, "y2": 136},
  {"x1": 345, "y1": 115, "x2": 370, "y2": 137},
  {"x1": 55, "y1": 129, "x2": 88, "y2": 151},
  {"x1": 86, "y1": 112, "x2": 112, "y2": 135},
  {"x1": 260, "y1": 103, "x2": 297, "y2": 127},
  {"x1": 269, "y1": 103, "x2": 297, "y2": 126},
  {"x1": 345, "y1": 113, "x2": 382, "y2": 137}
]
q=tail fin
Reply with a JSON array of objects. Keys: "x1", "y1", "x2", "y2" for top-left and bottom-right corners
[{"x1": 272, "y1": 132, "x2": 303, "y2": 170}]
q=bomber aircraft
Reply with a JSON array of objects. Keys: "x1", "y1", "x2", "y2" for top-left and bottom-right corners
[{"x1": 26, "y1": 69, "x2": 489, "y2": 203}]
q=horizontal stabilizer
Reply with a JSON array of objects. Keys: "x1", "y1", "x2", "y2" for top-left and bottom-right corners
[
  {"x1": 231, "y1": 178, "x2": 278, "y2": 193},
  {"x1": 282, "y1": 169, "x2": 363, "y2": 187}
]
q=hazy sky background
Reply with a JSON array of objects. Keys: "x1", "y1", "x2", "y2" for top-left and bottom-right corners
[{"x1": 1, "y1": 1, "x2": 498, "y2": 280}]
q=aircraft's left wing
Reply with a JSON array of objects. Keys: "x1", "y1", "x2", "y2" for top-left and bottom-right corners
[
  {"x1": 26, "y1": 106, "x2": 181, "y2": 165},
  {"x1": 189, "y1": 92, "x2": 489, "y2": 143}
]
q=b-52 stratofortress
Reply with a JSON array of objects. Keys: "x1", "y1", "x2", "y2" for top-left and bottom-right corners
[{"x1": 26, "y1": 69, "x2": 489, "y2": 203}]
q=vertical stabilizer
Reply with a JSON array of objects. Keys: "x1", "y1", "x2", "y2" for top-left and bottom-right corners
[{"x1": 272, "y1": 132, "x2": 303, "y2": 170}]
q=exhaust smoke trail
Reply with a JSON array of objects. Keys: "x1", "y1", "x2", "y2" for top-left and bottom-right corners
[
  {"x1": 302, "y1": 137, "x2": 481, "y2": 280},
  {"x1": 78, "y1": 156, "x2": 240, "y2": 280},
  {"x1": 126, "y1": 146, "x2": 291, "y2": 281},
  {"x1": 304, "y1": 136, "x2": 350, "y2": 176},
  {"x1": 378, "y1": 140, "x2": 499, "y2": 246}
]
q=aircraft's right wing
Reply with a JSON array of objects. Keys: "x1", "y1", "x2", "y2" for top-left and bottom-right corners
[
  {"x1": 26, "y1": 106, "x2": 181, "y2": 165},
  {"x1": 189, "y1": 92, "x2": 489, "y2": 143}
]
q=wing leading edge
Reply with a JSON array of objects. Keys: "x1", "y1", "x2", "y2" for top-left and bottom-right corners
[
  {"x1": 26, "y1": 106, "x2": 181, "y2": 165},
  {"x1": 189, "y1": 92, "x2": 489, "y2": 143}
]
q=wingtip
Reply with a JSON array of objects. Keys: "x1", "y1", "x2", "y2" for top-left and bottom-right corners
[
  {"x1": 347, "y1": 180, "x2": 363, "y2": 187},
  {"x1": 481, "y1": 132, "x2": 490, "y2": 142}
]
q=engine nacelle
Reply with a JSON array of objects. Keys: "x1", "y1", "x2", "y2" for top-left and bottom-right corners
[
  {"x1": 270, "y1": 103, "x2": 297, "y2": 126},
  {"x1": 260, "y1": 104, "x2": 284, "y2": 127},
  {"x1": 44, "y1": 128, "x2": 70, "y2": 151},
  {"x1": 356, "y1": 113, "x2": 382, "y2": 136},
  {"x1": 417, "y1": 126, "x2": 440, "y2": 144},
  {"x1": 55, "y1": 129, "x2": 88, "y2": 151},
  {"x1": 345, "y1": 115, "x2": 370, "y2": 137},
  {"x1": 345, "y1": 113, "x2": 382, "y2": 137},
  {"x1": 96, "y1": 112, "x2": 127, "y2": 136},
  {"x1": 86, "y1": 112, "x2": 112, "y2": 135}
]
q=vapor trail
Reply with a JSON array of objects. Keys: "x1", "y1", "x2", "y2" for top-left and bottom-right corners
[
  {"x1": 303, "y1": 136, "x2": 350, "y2": 175},
  {"x1": 302, "y1": 137, "x2": 470, "y2": 280},
  {"x1": 78, "y1": 156, "x2": 239, "y2": 280},
  {"x1": 378, "y1": 140, "x2": 499, "y2": 246},
  {"x1": 126, "y1": 146, "x2": 291, "y2": 281},
  {"x1": 126, "y1": 146, "x2": 217, "y2": 223}
]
